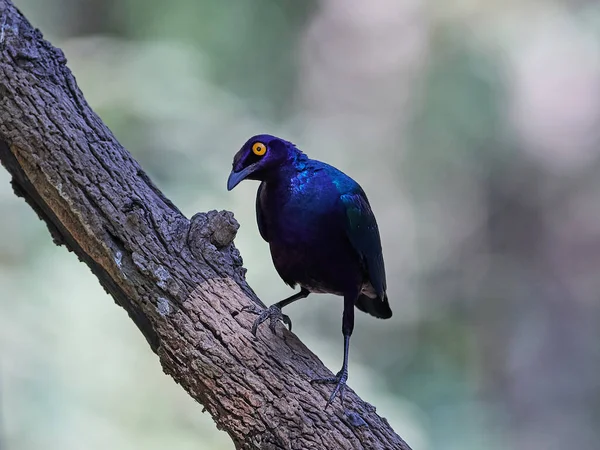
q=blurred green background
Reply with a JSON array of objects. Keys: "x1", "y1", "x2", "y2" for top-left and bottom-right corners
[{"x1": 2, "y1": 0, "x2": 600, "y2": 449}]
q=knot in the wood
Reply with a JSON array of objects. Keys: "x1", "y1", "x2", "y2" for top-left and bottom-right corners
[{"x1": 189, "y1": 210, "x2": 239, "y2": 249}]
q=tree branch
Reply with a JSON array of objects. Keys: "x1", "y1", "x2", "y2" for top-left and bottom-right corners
[{"x1": 0, "y1": 2, "x2": 411, "y2": 449}]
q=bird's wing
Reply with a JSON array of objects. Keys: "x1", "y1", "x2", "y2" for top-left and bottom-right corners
[
  {"x1": 340, "y1": 191, "x2": 387, "y2": 296},
  {"x1": 255, "y1": 182, "x2": 269, "y2": 241}
]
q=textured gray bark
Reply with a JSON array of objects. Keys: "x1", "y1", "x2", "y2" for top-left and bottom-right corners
[{"x1": 0, "y1": 1, "x2": 411, "y2": 449}]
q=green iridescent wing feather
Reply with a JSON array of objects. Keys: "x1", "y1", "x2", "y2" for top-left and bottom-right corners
[{"x1": 340, "y1": 191, "x2": 387, "y2": 297}]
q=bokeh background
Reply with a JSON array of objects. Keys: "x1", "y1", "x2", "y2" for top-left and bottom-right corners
[{"x1": 2, "y1": 0, "x2": 600, "y2": 449}]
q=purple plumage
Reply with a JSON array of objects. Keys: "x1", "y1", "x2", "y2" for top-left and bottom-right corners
[{"x1": 227, "y1": 134, "x2": 392, "y2": 408}]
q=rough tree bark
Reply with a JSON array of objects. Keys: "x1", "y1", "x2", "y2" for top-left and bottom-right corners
[{"x1": 0, "y1": 2, "x2": 411, "y2": 449}]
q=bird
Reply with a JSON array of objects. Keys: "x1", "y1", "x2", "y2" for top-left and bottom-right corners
[{"x1": 227, "y1": 134, "x2": 392, "y2": 408}]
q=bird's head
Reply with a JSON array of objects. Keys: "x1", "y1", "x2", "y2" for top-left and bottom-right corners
[{"x1": 227, "y1": 134, "x2": 298, "y2": 190}]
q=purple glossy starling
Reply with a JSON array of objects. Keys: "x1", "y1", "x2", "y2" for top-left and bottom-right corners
[{"x1": 227, "y1": 134, "x2": 392, "y2": 407}]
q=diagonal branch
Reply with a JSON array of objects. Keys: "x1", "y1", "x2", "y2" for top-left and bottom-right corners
[{"x1": 0, "y1": 1, "x2": 411, "y2": 449}]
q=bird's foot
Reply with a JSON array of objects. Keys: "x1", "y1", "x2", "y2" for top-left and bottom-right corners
[
  {"x1": 310, "y1": 368, "x2": 348, "y2": 408},
  {"x1": 241, "y1": 303, "x2": 292, "y2": 335}
]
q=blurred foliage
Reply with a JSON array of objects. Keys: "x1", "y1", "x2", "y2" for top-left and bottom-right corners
[{"x1": 2, "y1": 1, "x2": 600, "y2": 450}]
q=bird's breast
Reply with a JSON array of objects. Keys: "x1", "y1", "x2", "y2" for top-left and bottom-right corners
[
  {"x1": 261, "y1": 175, "x2": 339, "y2": 245},
  {"x1": 259, "y1": 176, "x2": 363, "y2": 294}
]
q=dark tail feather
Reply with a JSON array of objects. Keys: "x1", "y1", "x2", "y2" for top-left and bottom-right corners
[{"x1": 355, "y1": 293, "x2": 392, "y2": 319}]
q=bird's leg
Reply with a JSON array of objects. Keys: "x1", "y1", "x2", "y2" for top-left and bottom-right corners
[
  {"x1": 311, "y1": 294, "x2": 355, "y2": 408},
  {"x1": 242, "y1": 288, "x2": 310, "y2": 335}
]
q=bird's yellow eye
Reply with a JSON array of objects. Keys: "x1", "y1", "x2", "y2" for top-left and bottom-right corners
[{"x1": 252, "y1": 142, "x2": 267, "y2": 156}]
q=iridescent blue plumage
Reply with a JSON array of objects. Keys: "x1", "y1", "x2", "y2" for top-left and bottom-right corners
[{"x1": 227, "y1": 134, "x2": 392, "y2": 408}]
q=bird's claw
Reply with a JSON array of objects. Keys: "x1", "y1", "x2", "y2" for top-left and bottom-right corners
[
  {"x1": 242, "y1": 303, "x2": 292, "y2": 335},
  {"x1": 241, "y1": 303, "x2": 261, "y2": 315},
  {"x1": 310, "y1": 368, "x2": 349, "y2": 408}
]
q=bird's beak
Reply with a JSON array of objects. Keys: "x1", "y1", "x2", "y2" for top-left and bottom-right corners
[{"x1": 227, "y1": 163, "x2": 258, "y2": 191}]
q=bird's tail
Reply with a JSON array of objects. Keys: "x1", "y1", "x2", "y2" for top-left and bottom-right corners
[{"x1": 355, "y1": 293, "x2": 392, "y2": 319}]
